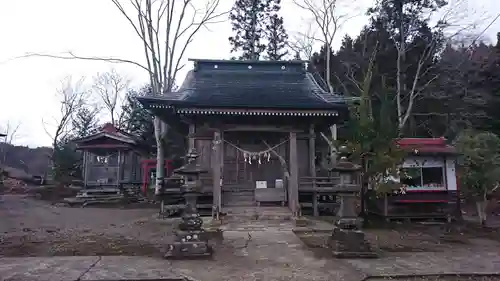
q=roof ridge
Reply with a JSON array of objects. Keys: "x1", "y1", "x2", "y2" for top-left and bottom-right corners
[{"x1": 305, "y1": 73, "x2": 344, "y2": 103}]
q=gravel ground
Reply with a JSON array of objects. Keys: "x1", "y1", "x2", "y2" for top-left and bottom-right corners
[{"x1": 0, "y1": 194, "x2": 174, "y2": 257}]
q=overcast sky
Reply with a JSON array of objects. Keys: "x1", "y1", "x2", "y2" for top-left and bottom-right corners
[{"x1": 0, "y1": 0, "x2": 498, "y2": 148}]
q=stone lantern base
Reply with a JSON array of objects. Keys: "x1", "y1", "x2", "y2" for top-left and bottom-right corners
[
  {"x1": 328, "y1": 193, "x2": 378, "y2": 259},
  {"x1": 328, "y1": 227, "x2": 378, "y2": 258},
  {"x1": 164, "y1": 230, "x2": 213, "y2": 259}
]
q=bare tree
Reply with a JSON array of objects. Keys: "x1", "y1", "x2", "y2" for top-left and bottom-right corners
[
  {"x1": 391, "y1": 0, "x2": 488, "y2": 131},
  {"x1": 1, "y1": 121, "x2": 21, "y2": 145},
  {"x1": 43, "y1": 77, "x2": 86, "y2": 150},
  {"x1": 109, "y1": 0, "x2": 228, "y2": 195},
  {"x1": 92, "y1": 69, "x2": 130, "y2": 126},
  {"x1": 293, "y1": 0, "x2": 353, "y2": 93},
  {"x1": 288, "y1": 23, "x2": 316, "y2": 60},
  {"x1": 0, "y1": 121, "x2": 22, "y2": 165},
  {"x1": 22, "y1": 0, "x2": 228, "y2": 195}
]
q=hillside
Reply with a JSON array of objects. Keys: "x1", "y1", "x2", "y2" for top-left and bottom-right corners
[{"x1": 0, "y1": 142, "x2": 52, "y2": 178}]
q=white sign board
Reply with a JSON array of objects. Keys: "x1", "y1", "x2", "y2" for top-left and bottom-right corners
[
  {"x1": 256, "y1": 181, "x2": 267, "y2": 189},
  {"x1": 275, "y1": 179, "x2": 283, "y2": 188}
]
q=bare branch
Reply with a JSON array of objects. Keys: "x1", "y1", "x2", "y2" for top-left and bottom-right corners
[
  {"x1": 288, "y1": 24, "x2": 317, "y2": 60},
  {"x1": 1, "y1": 121, "x2": 21, "y2": 144},
  {"x1": 17, "y1": 52, "x2": 151, "y2": 74},
  {"x1": 43, "y1": 77, "x2": 87, "y2": 150},
  {"x1": 107, "y1": 0, "x2": 228, "y2": 195},
  {"x1": 294, "y1": 0, "x2": 354, "y2": 93},
  {"x1": 92, "y1": 69, "x2": 130, "y2": 125}
]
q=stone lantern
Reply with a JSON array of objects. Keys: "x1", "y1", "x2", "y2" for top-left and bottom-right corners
[
  {"x1": 164, "y1": 148, "x2": 213, "y2": 259},
  {"x1": 328, "y1": 145, "x2": 377, "y2": 258}
]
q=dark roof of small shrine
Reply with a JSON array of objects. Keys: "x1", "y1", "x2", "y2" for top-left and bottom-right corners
[
  {"x1": 74, "y1": 123, "x2": 137, "y2": 149},
  {"x1": 137, "y1": 59, "x2": 348, "y2": 113}
]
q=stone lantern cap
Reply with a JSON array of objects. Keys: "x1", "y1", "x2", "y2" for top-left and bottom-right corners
[
  {"x1": 331, "y1": 145, "x2": 361, "y2": 172},
  {"x1": 174, "y1": 148, "x2": 209, "y2": 175},
  {"x1": 332, "y1": 158, "x2": 362, "y2": 172}
]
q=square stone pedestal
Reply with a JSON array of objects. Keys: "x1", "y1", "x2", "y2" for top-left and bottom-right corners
[
  {"x1": 328, "y1": 227, "x2": 378, "y2": 258},
  {"x1": 164, "y1": 240, "x2": 213, "y2": 259}
]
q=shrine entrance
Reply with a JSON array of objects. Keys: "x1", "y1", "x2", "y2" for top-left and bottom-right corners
[{"x1": 222, "y1": 131, "x2": 288, "y2": 206}]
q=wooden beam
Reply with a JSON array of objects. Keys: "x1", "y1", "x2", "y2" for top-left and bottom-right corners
[
  {"x1": 223, "y1": 124, "x2": 304, "y2": 132},
  {"x1": 289, "y1": 131, "x2": 299, "y2": 215}
]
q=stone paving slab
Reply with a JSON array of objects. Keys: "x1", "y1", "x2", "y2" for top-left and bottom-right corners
[
  {"x1": 0, "y1": 256, "x2": 184, "y2": 281},
  {"x1": 170, "y1": 229, "x2": 364, "y2": 281},
  {"x1": 80, "y1": 256, "x2": 183, "y2": 280},
  {"x1": 0, "y1": 256, "x2": 100, "y2": 281},
  {"x1": 346, "y1": 251, "x2": 500, "y2": 277}
]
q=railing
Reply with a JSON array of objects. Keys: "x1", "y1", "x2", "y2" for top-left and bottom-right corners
[{"x1": 299, "y1": 176, "x2": 341, "y2": 192}]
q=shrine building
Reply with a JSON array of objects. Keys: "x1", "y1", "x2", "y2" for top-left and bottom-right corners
[{"x1": 137, "y1": 59, "x2": 351, "y2": 215}]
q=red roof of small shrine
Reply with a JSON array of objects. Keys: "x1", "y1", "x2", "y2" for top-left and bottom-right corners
[
  {"x1": 74, "y1": 123, "x2": 137, "y2": 149},
  {"x1": 396, "y1": 137, "x2": 456, "y2": 155}
]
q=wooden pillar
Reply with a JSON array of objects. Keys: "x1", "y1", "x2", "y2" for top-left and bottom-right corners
[
  {"x1": 212, "y1": 130, "x2": 222, "y2": 213},
  {"x1": 309, "y1": 124, "x2": 316, "y2": 178},
  {"x1": 309, "y1": 125, "x2": 318, "y2": 216},
  {"x1": 117, "y1": 151, "x2": 121, "y2": 187},
  {"x1": 188, "y1": 123, "x2": 196, "y2": 150},
  {"x1": 289, "y1": 131, "x2": 299, "y2": 215},
  {"x1": 83, "y1": 151, "x2": 88, "y2": 188}
]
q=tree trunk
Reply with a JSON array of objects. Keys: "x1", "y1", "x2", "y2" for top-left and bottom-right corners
[
  {"x1": 154, "y1": 116, "x2": 165, "y2": 196},
  {"x1": 325, "y1": 47, "x2": 334, "y2": 94},
  {"x1": 476, "y1": 200, "x2": 488, "y2": 226}
]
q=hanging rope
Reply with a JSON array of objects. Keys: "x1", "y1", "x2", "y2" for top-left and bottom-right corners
[{"x1": 223, "y1": 138, "x2": 289, "y2": 165}]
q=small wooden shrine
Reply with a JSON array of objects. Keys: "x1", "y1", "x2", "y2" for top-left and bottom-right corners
[
  {"x1": 137, "y1": 59, "x2": 350, "y2": 215},
  {"x1": 74, "y1": 123, "x2": 143, "y2": 189},
  {"x1": 368, "y1": 137, "x2": 459, "y2": 220}
]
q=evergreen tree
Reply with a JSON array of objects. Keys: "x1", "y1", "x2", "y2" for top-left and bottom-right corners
[
  {"x1": 72, "y1": 106, "x2": 100, "y2": 139},
  {"x1": 229, "y1": 0, "x2": 282, "y2": 60},
  {"x1": 265, "y1": 12, "x2": 289, "y2": 60}
]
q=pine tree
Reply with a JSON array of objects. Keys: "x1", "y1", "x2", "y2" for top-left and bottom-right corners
[
  {"x1": 229, "y1": 0, "x2": 285, "y2": 60},
  {"x1": 265, "y1": 13, "x2": 289, "y2": 60}
]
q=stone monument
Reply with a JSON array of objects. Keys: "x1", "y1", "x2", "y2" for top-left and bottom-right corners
[
  {"x1": 328, "y1": 146, "x2": 378, "y2": 258},
  {"x1": 164, "y1": 148, "x2": 213, "y2": 259}
]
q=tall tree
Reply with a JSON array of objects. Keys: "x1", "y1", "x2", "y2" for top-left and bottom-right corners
[
  {"x1": 456, "y1": 130, "x2": 500, "y2": 225},
  {"x1": 229, "y1": 0, "x2": 280, "y2": 60},
  {"x1": 367, "y1": 0, "x2": 470, "y2": 132},
  {"x1": 265, "y1": 12, "x2": 289, "y2": 60},
  {"x1": 71, "y1": 106, "x2": 100, "y2": 139},
  {"x1": 45, "y1": 77, "x2": 86, "y2": 184},
  {"x1": 120, "y1": 87, "x2": 155, "y2": 153}
]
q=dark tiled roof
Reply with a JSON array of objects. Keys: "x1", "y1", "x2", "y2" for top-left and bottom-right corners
[
  {"x1": 138, "y1": 59, "x2": 347, "y2": 110},
  {"x1": 396, "y1": 138, "x2": 457, "y2": 155},
  {"x1": 73, "y1": 123, "x2": 137, "y2": 147}
]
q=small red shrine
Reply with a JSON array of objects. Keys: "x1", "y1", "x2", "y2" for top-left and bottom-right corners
[{"x1": 368, "y1": 137, "x2": 459, "y2": 220}]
